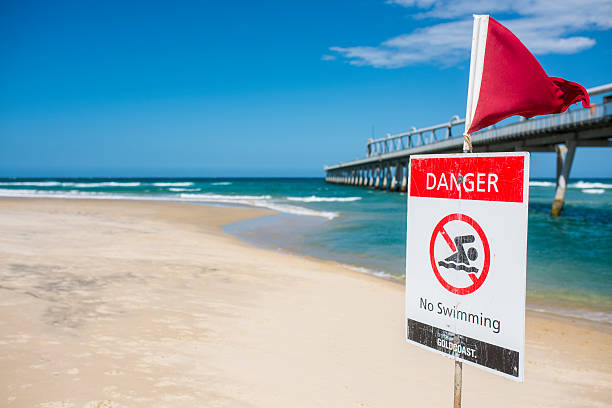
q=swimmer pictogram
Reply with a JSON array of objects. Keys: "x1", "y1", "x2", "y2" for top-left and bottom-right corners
[
  {"x1": 429, "y1": 213, "x2": 490, "y2": 295},
  {"x1": 438, "y1": 234, "x2": 479, "y2": 273}
]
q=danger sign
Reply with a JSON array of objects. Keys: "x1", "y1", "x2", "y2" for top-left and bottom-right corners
[{"x1": 405, "y1": 153, "x2": 529, "y2": 381}]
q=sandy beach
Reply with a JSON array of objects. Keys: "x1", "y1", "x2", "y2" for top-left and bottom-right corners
[{"x1": 0, "y1": 198, "x2": 610, "y2": 407}]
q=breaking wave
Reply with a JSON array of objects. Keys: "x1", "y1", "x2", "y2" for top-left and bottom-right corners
[
  {"x1": 529, "y1": 181, "x2": 554, "y2": 187},
  {"x1": 153, "y1": 182, "x2": 194, "y2": 187},
  {"x1": 0, "y1": 189, "x2": 337, "y2": 220},
  {"x1": 69, "y1": 182, "x2": 141, "y2": 187},
  {"x1": 286, "y1": 195, "x2": 362, "y2": 202},
  {"x1": 0, "y1": 181, "x2": 141, "y2": 188},
  {"x1": 341, "y1": 264, "x2": 397, "y2": 279},
  {"x1": 169, "y1": 187, "x2": 200, "y2": 192},
  {"x1": 529, "y1": 181, "x2": 612, "y2": 191},
  {"x1": 582, "y1": 189, "x2": 605, "y2": 194},
  {"x1": 211, "y1": 182, "x2": 232, "y2": 186},
  {"x1": 0, "y1": 181, "x2": 62, "y2": 187},
  {"x1": 179, "y1": 193, "x2": 337, "y2": 219},
  {"x1": 570, "y1": 181, "x2": 612, "y2": 189}
]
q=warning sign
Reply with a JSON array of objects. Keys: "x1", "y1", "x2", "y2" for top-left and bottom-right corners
[{"x1": 405, "y1": 153, "x2": 529, "y2": 381}]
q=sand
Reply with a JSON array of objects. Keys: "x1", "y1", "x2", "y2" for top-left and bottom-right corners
[{"x1": 0, "y1": 198, "x2": 610, "y2": 408}]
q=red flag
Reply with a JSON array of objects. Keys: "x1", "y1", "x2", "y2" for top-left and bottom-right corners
[{"x1": 465, "y1": 16, "x2": 590, "y2": 135}]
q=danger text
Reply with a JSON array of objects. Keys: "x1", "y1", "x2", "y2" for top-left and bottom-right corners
[{"x1": 426, "y1": 172, "x2": 498, "y2": 193}]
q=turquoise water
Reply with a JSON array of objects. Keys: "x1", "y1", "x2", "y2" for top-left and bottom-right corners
[{"x1": 1, "y1": 177, "x2": 611, "y2": 322}]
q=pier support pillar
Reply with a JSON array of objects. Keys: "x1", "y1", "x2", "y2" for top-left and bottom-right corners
[
  {"x1": 370, "y1": 168, "x2": 374, "y2": 188},
  {"x1": 551, "y1": 142, "x2": 576, "y2": 216},
  {"x1": 382, "y1": 166, "x2": 388, "y2": 190},
  {"x1": 391, "y1": 163, "x2": 401, "y2": 191},
  {"x1": 374, "y1": 167, "x2": 382, "y2": 189},
  {"x1": 400, "y1": 162, "x2": 408, "y2": 192}
]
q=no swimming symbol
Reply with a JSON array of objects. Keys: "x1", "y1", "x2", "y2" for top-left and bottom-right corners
[{"x1": 429, "y1": 213, "x2": 490, "y2": 295}]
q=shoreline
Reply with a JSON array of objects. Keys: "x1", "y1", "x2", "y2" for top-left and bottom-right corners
[
  {"x1": 5, "y1": 195, "x2": 612, "y2": 330},
  {"x1": 1, "y1": 197, "x2": 611, "y2": 406},
  {"x1": 222, "y1": 203, "x2": 612, "y2": 330}
]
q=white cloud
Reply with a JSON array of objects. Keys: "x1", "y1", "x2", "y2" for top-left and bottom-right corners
[
  {"x1": 321, "y1": 54, "x2": 337, "y2": 61},
  {"x1": 331, "y1": 0, "x2": 612, "y2": 68}
]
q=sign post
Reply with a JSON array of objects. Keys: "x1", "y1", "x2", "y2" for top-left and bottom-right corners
[{"x1": 405, "y1": 152, "x2": 530, "y2": 402}]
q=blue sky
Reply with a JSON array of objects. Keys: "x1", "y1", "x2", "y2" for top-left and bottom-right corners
[{"x1": 1, "y1": 0, "x2": 611, "y2": 177}]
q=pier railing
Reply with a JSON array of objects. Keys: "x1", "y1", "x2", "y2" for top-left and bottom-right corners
[
  {"x1": 367, "y1": 116, "x2": 465, "y2": 156},
  {"x1": 324, "y1": 83, "x2": 612, "y2": 215},
  {"x1": 365, "y1": 100, "x2": 610, "y2": 159}
]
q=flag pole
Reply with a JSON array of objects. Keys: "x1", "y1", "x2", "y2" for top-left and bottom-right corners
[
  {"x1": 463, "y1": 14, "x2": 489, "y2": 154},
  {"x1": 463, "y1": 134, "x2": 473, "y2": 153},
  {"x1": 456, "y1": 14, "x2": 489, "y2": 406},
  {"x1": 454, "y1": 358, "x2": 463, "y2": 408}
]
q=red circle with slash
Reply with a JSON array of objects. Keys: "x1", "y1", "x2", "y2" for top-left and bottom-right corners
[{"x1": 429, "y1": 213, "x2": 490, "y2": 295}]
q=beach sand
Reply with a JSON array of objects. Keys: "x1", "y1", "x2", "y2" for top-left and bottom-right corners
[{"x1": 0, "y1": 198, "x2": 610, "y2": 407}]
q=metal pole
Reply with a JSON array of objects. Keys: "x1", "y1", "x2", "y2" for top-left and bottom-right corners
[
  {"x1": 455, "y1": 133, "x2": 470, "y2": 406},
  {"x1": 454, "y1": 360, "x2": 462, "y2": 408}
]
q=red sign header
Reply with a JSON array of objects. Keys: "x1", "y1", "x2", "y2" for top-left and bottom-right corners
[{"x1": 409, "y1": 155, "x2": 525, "y2": 203}]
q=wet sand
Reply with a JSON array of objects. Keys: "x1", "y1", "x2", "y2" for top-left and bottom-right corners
[{"x1": 0, "y1": 198, "x2": 611, "y2": 407}]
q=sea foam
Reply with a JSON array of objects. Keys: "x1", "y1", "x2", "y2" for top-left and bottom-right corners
[
  {"x1": 68, "y1": 182, "x2": 141, "y2": 187},
  {"x1": 153, "y1": 182, "x2": 194, "y2": 187},
  {"x1": 179, "y1": 193, "x2": 337, "y2": 219},
  {"x1": 342, "y1": 264, "x2": 397, "y2": 279},
  {"x1": 571, "y1": 181, "x2": 612, "y2": 189},
  {"x1": 169, "y1": 187, "x2": 200, "y2": 192},
  {"x1": 0, "y1": 181, "x2": 62, "y2": 186},
  {"x1": 529, "y1": 181, "x2": 555, "y2": 187},
  {"x1": 286, "y1": 195, "x2": 362, "y2": 202},
  {"x1": 0, "y1": 189, "x2": 337, "y2": 220},
  {"x1": 582, "y1": 188, "x2": 605, "y2": 194}
]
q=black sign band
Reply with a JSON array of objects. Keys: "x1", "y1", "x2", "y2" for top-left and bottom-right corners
[{"x1": 407, "y1": 318, "x2": 519, "y2": 377}]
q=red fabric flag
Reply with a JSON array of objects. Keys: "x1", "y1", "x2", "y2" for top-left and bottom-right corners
[{"x1": 465, "y1": 16, "x2": 590, "y2": 135}]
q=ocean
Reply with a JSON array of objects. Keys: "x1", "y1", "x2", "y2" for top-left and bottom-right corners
[{"x1": 1, "y1": 177, "x2": 611, "y2": 324}]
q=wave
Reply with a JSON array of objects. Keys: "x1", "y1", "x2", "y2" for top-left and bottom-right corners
[
  {"x1": 69, "y1": 182, "x2": 141, "y2": 188},
  {"x1": 180, "y1": 193, "x2": 272, "y2": 200},
  {"x1": 582, "y1": 188, "x2": 605, "y2": 194},
  {"x1": 0, "y1": 181, "x2": 62, "y2": 187},
  {"x1": 153, "y1": 182, "x2": 194, "y2": 187},
  {"x1": 570, "y1": 181, "x2": 612, "y2": 189},
  {"x1": 0, "y1": 181, "x2": 141, "y2": 188},
  {"x1": 341, "y1": 264, "x2": 397, "y2": 279},
  {"x1": 169, "y1": 187, "x2": 200, "y2": 192},
  {"x1": 527, "y1": 305, "x2": 612, "y2": 325},
  {"x1": 529, "y1": 180, "x2": 612, "y2": 190},
  {"x1": 0, "y1": 189, "x2": 337, "y2": 220},
  {"x1": 529, "y1": 181, "x2": 554, "y2": 187},
  {"x1": 211, "y1": 182, "x2": 232, "y2": 186},
  {"x1": 286, "y1": 195, "x2": 362, "y2": 202},
  {"x1": 179, "y1": 193, "x2": 338, "y2": 219}
]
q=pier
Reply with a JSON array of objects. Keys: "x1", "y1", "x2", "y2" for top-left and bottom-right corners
[{"x1": 324, "y1": 83, "x2": 612, "y2": 215}]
